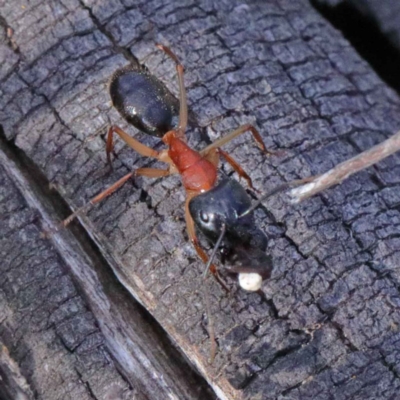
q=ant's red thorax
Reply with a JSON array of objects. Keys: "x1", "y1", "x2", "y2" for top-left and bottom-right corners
[{"x1": 163, "y1": 131, "x2": 217, "y2": 193}]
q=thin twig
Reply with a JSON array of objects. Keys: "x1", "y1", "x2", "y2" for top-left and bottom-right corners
[{"x1": 288, "y1": 129, "x2": 400, "y2": 203}]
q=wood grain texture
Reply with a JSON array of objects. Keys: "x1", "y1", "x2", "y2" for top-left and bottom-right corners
[{"x1": 1, "y1": 0, "x2": 400, "y2": 399}]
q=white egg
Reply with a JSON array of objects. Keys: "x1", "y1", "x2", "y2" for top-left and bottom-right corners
[{"x1": 238, "y1": 273, "x2": 262, "y2": 291}]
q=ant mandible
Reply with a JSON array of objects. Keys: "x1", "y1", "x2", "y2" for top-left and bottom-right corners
[{"x1": 63, "y1": 44, "x2": 272, "y2": 288}]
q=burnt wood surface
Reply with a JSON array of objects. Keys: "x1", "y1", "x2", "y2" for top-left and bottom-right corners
[{"x1": 1, "y1": 0, "x2": 400, "y2": 399}]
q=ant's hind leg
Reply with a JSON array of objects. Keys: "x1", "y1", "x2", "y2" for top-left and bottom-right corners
[
  {"x1": 156, "y1": 44, "x2": 188, "y2": 136},
  {"x1": 61, "y1": 167, "x2": 171, "y2": 228},
  {"x1": 106, "y1": 125, "x2": 172, "y2": 166}
]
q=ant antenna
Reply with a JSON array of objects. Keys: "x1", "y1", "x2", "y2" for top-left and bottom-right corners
[
  {"x1": 202, "y1": 223, "x2": 226, "y2": 279},
  {"x1": 238, "y1": 183, "x2": 292, "y2": 219},
  {"x1": 238, "y1": 178, "x2": 313, "y2": 219}
]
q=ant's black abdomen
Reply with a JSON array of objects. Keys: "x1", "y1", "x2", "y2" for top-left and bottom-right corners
[{"x1": 109, "y1": 65, "x2": 178, "y2": 137}]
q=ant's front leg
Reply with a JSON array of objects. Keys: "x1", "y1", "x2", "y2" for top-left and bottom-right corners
[
  {"x1": 200, "y1": 124, "x2": 273, "y2": 190},
  {"x1": 200, "y1": 124, "x2": 271, "y2": 156},
  {"x1": 184, "y1": 196, "x2": 229, "y2": 292},
  {"x1": 217, "y1": 149, "x2": 255, "y2": 190}
]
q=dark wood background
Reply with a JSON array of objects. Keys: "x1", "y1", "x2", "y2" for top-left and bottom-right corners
[{"x1": 1, "y1": 0, "x2": 400, "y2": 399}]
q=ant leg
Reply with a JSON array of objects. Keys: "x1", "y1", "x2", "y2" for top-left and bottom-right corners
[
  {"x1": 106, "y1": 125, "x2": 172, "y2": 166},
  {"x1": 156, "y1": 44, "x2": 187, "y2": 136},
  {"x1": 201, "y1": 124, "x2": 272, "y2": 189},
  {"x1": 200, "y1": 145, "x2": 254, "y2": 189},
  {"x1": 184, "y1": 196, "x2": 229, "y2": 291},
  {"x1": 201, "y1": 139, "x2": 255, "y2": 189},
  {"x1": 217, "y1": 149, "x2": 255, "y2": 190},
  {"x1": 61, "y1": 167, "x2": 171, "y2": 228},
  {"x1": 201, "y1": 146, "x2": 255, "y2": 190},
  {"x1": 184, "y1": 196, "x2": 223, "y2": 361},
  {"x1": 200, "y1": 123, "x2": 272, "y2": 155},
  {"x1": 185, "y1": 199, "x2": 215, "y2": 271}
]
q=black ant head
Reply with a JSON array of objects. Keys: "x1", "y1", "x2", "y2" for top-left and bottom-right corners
[{"x1": 189, "y1": 178, "x2": 254, "y2": 244}]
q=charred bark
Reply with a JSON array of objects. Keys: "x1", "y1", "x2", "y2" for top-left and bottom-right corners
[{"x1": 1, "y1": 0, "x2": 400, "y2": 399}]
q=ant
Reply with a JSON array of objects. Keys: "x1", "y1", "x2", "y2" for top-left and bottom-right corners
[
  {"x1": 63, "y1": 44, "x2": 274, "y2": 289},
  {"x1": 58, "y1": 44, "x2": 313, "y2": 361}
]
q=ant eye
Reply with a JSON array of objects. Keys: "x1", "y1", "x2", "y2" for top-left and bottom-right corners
[{"x1": 200, "y1": 211, "x2": 210, "y2": 223}]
